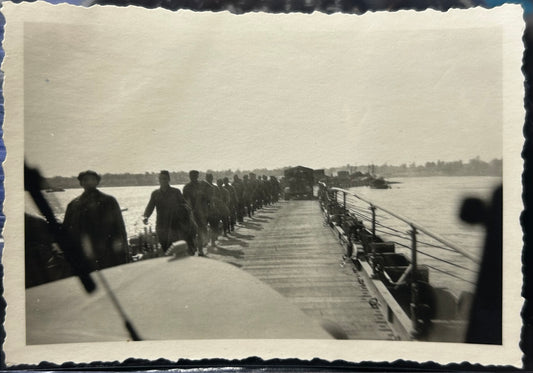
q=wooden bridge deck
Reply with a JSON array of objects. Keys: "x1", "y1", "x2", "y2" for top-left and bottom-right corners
[{"x1": 207, "y1": 200, "x2": 396, "y2": 340}]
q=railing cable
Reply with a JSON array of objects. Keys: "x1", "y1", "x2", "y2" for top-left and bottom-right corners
[
  {"x1": 346, "y1": 202, "x2": 388, "y2": 220},
  {"x1": 392, "y1": 240, "x2": 416, "y2": 250},
  {"x1": 416, "y1": 239, "x2": 463, "y2": 253},
  {"x1": 335, "y1": 196, "x2": 470, "y2": 256},
  {"x1": 331, "y1": 187, "x2": 480, "y2": 264},
  {"x1": 372, "y1": 219, "x2": 409, "y2": 235},
  {"x1": 351, "y1": 210, "x2": 374, "y2": 223},
  {"x1": 388, "y1": 238, "x2": 477, "y2": 274},
  {"x1": 374, "y1": 226, "x2": 462, "y2": 254},
  {"x1": 321, "y1": 183, "x2": 481, "y2": 286},
  {"x1": 374, "y1": 228, "x2": 413, "y2": 242},
  {"x1": 350, "y1": 206, "x2": 465, "y2": 254},
  {"x1": 417, "y1": 249, "x2": 478, "y2": 274},
  {"x1": 424, "y1": 264, "x2": 477, "y2": 286}
]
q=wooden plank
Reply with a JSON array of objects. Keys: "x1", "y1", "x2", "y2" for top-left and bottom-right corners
[{"x1": 207, "y1": 200, "x2": 396, "y2": 340}]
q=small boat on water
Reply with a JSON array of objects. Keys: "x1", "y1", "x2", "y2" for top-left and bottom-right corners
[
  {"x1": 321, "y1": 170, "x2": 393, "y2": 189},
  {"x1": 369, "y1": 176, "x2": 390, "y2": 189}
]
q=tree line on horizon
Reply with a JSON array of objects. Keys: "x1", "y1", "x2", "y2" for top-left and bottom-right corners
[
  {"x1": 335, "y1": 157, "x2": 503, "y2": 179},
  {"x1": 43, "y1": 157, "x2": 502, "y2": 189}
]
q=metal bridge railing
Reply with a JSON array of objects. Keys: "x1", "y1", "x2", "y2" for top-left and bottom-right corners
[{"x1": 318, "y1": 182, "x2": 480, "y2": 336}]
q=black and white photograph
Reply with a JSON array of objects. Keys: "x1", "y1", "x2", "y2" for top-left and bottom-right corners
[{"x1": 2, "y1": 2, "x2": 524, "y2": 366}]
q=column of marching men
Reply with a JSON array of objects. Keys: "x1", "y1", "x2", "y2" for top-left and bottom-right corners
[
  {"x1": 28, "y1": 169, "x2": 282, "y2": 287},
  {"x1": 143, "y1": 170, "x2": 282, "y2": 257}
]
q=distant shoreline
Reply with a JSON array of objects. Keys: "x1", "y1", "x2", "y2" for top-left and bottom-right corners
[
  {"x1": 40, "y1": 158, "x2": 502, "y2": 189},
  {"x1": 385, "y1": 174, "x2": 503, "y2": 179},
  {"x1": 43, "y1": 174, "x2": 503, "y2": 191}
]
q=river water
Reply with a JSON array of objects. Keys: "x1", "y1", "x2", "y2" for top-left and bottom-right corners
[
  {"x1": 346, "y1": 176, "x2": 501, "y2": 294},
  {"x1": 25, "y1": 176, "x2": 501, "y2": 295}
]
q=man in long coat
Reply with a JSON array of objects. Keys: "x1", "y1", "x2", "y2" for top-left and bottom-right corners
[
  {"x1": 270, "y1": 175, "x2": 281, "y2": 203},
  {"x1": 223, "y1": 177, "x2": 238, "y2": 231},
  {"x1": 242, "y1": 174, "x2": 253, "y2": 217},
  {"x1": 183, "y1": 170, "x2": 209, "y2": 255},
  {"x1": 232, "y1": 175, "x2": 244, "y2": 223},
  {"x1": 217, "y1": 178, "x2": 231, "y2": 236},
  {"x1": 143, "y1": 170, "x2": 188, "y2": 253},
  {"x1": 249, "y1": 173, "x2": 262, "y2": 210},
  {"x1": 63, "y1": 170, "x2": 128, "y2": 270},
  {"x1": 205, "y1": 173, "x2": 223, "y2": 246}
]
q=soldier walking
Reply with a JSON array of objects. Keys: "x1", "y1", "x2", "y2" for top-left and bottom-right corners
[
  {"x1": 143, "y1": 170, "x2": 189, "y2": 254},
  {"x1": 63, "y1": 170, "x2": 128, "y2": 270},
  {"x1": 223, "y1": 177, "x2": 238, "y2": 231},
  {"x1": 233, "y1": 175, "x2": 245, "y2": 223},
  {"x1": 183, "y1": 170, "x2": 209, "y2": 255}
]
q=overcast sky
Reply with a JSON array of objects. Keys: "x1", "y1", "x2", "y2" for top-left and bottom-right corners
[{"x1": 23, "y1": 11, "x2": 503, "y2": 177}]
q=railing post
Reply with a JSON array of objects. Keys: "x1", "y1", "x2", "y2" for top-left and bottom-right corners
[
  {"x1": 370, "y1": 205, "x2": 376, "y2": 239},
  {"x1": 410, "y1": 225, "x2": 420, "y2": 337},
  {"x1": 343, "y1": 191, "x2": 347, "y2": 212}
]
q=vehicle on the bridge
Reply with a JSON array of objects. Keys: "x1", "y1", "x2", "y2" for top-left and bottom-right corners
[{"x1": 283, "y1": 165, "x2": 315, "y2": 200}]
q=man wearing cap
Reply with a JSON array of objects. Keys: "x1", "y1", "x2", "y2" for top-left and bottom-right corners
[
  {"x1": 183, "y1": 170, "x2": 209, "y2": 255},
  {"x1": 262, "y1": 175, "x2": 272, "y2": 206},
  {"x1": 249, "y1": 172, "x2": 261, "y2": 211},
  {"x1": 242, "y1": 174, "x2": 253, "y2": 218},
  {"x1": 205, "y1": 173, "x2": 222, "y2": 247},
  {"x1": 223, "y1": 177, "x2": 238, "y2": 231},
  {"x1": 217, "y1": 178, "x2": 231, "y2": 237},
  {"x1": 143, "y1": 170, "x2": 188, "y2": 254},
  {"x1": 63, "y1": 170, "x2": 129, "y2": 270},
  {"x1": 232, "y1": 175, "x2": 244, "y2": 223},
  {"x1": 270, "y1": 175, "x2": 280, "y2": 203}
]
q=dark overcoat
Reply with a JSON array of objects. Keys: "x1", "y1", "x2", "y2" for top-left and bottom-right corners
[{"x1": 63, "y1": 189, "x2": 128, "y2": 270}]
